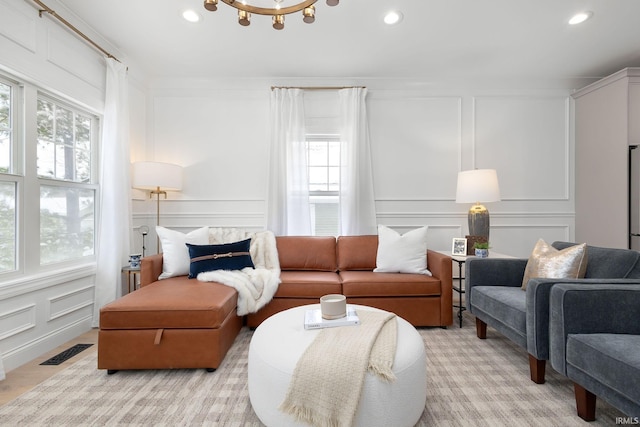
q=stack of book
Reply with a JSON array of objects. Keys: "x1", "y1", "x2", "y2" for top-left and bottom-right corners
[{"x1": 304, "y1": 306, "x2": 360, "y2": 330}]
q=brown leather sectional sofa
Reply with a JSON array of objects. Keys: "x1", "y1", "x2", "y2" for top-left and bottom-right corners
[{"x1": 98, "y1": 235, "x2": 452, "y2": 373}]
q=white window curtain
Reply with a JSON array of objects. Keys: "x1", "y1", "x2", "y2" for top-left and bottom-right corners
[
  {"x1": 266, "y1": 88, "x2": 311, "y2": 235},
  {"x1": 92, "y1": 58, "x2": 132, "y2": 327},
  {"x1": 338, "y1": 88, "x2": 377, "y2": 235}
]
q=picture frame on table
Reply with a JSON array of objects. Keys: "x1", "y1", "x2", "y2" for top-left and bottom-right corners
[{"x1": 452, "y1": 238, "x2": 467, "y2": 256}]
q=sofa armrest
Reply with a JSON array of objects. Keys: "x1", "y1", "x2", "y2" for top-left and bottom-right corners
[
  {"x1": 549, "y1": 283, "x2": 640, "y2": 375},
  {"x1": 466, "y1": 258, "x2": 528, "y2": 311},
  {"x1": 427, "y1": 250, "x2": 453, "y2": 325},
  {"x1": 140, "y1": 254, "x2": 163, "y2": 287}
]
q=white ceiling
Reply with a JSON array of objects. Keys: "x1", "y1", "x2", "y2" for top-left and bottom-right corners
[{"x1": 55, "y1": 0, "x2": 640, "y2": 84}]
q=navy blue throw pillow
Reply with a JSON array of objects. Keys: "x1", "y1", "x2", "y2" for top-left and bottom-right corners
[{"x1": 186, "y1": 238, "x2": 254, "y2": 279}]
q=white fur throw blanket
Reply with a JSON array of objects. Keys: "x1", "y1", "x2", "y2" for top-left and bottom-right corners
[
  {"x1": 197, "y1": 228, "x2": 281, "y2": 316},
  {"x1": 280, "y1": 311, "x2": 397, "y2": 427}
]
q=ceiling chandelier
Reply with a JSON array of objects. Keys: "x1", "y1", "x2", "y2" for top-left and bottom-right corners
[{"x1": 203, "y1": 0, "x2": 339, "y2": 30}]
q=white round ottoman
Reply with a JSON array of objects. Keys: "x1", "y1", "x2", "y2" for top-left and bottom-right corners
[{"x1": 248, "y1": 304, "x2": 427, "y2": 427}]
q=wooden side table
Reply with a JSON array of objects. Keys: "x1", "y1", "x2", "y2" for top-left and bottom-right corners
[
  {"x1": 121, "y1": 266, "x2": 141, "y2": 293},
  {"x1": 439, "y1": 251, "x2": 513, "y2": 327}
]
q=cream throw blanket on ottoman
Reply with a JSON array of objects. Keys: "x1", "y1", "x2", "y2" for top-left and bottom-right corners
[
  {"x1": 197, "y1": 228, "x2": 281, "y2": 316},
  {"x1": 280, "y1": 311, "x2": 397, "y2": 427}
]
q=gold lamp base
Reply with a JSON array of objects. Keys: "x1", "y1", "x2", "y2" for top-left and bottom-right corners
[
  {"x1": 468, "y1": 203, "x2": 490, "y2": 240},
  {"x1": 150, "y1": 186, "x2": 167, "y2": 251}
]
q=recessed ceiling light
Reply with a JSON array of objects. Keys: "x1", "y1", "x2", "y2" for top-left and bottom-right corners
[
  {"x1": 568, "y1": 11, "x2": 593, "y2": 25},
  {"x1": 384, "y1": 10, "x2": 403, "y2": 25},
  {"x1": 182, "y1": 9, "x2": 201, "y2": 23}
]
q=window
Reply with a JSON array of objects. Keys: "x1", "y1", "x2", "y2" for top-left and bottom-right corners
[
  {"x1": 0, "y1": 78, "x2": 16, "y2": 273},
  {"x1": 37, "y1": 95, "x2": 96, "y2": 265},
  {"x1": 307, "y1": 135, "x2": 340, "y2": 236},
  {"x1": 37, "y1": 97, "x2": 92, "y2": 182}
]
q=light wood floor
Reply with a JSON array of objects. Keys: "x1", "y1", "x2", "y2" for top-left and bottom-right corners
[{"x1": 0, "y1": 328, "x2": 98, "y2": 406}]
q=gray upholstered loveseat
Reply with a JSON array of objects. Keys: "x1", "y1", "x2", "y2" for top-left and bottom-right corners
[
  {"x1": 466, "y1": 241, "x2": 640, "y2": 384},
  {"x1": 549, "y1": 283, "x2": 640, "y2": 420}
]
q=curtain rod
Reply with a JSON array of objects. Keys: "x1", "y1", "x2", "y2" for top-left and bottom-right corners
[
  {"x1": 32, "y1": 0, "x2": 120, "y2": 63},
  {"x1": 270, "y1": 86, "x2": 366, "y2": 91}
]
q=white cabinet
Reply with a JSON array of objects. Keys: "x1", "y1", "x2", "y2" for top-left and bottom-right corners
[{"x1": 573, "y1": 68, "x2": 640, "y2": 248}]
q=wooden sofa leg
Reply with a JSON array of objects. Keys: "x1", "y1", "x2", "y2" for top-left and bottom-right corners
[
  {"x1": 475, "y1": 318, "x2": 487, "y2": 339},
  {"x1": 574, "y1": 383, "x2": 596, "y2": 421},
  {"x1": 528, "y1": 354, "x2": 546, "y2": 384}
]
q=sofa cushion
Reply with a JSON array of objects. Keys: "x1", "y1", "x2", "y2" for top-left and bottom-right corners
[
  {"x1": 340, "y1": 271, "x2": 441, "y2": 297},
  {"x1": 186, "y1": 238, "x2": 254, "y2": 278},
  {"x1": 374, "y1": 225, "x2": 431, "y2": 275},
  {"x1": 470, "y1": 286, "x2": 526, "y2": 340},
  {"x1": 276, "y1": 236, "x2": 337, "y2": 272},
  {"x1": 275, "y1": 271, "x2": 342, "y2": 297},
  {"x1": 521, "y1": 239, "x2": 587, "y2": 290},
  {"x1": 156, "y1": 226, "x2": 210, "y2": 279},
  {"x1": 567, "y1": 333, "x2": 640, "y2": 406},
  {"x1": 100, "y1": 278, "x2": 237, "y2": 330},
  {"x1": 553, "y1": 241, "x2": 640, "y2": 279},
  {"x1": 337, "y1": 235, "x2": 378, "y2": 271}
]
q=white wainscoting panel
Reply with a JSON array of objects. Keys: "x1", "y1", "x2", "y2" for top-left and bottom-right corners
[
  {"x1": 369, "y1": 96, "x2": 462, "y2": 200},
  {"x1": 46, "y1": 27, "x2": 104, "y2": 90},
  {"x1": 0, "y1": 0, "x2": 37, "y2": 53},
  {"x1": 47, "y1": 285, "x2": 94, "y2": 322},
  {"x1": 0, "y1": 304, "x2": 36, "y2": 341},
  {"x1": 151, "y1": 93, "x2": 270, "y2": 200},
  {"x1": 473, "y1": 95, "x2": 570, "y2": 200},
  {"x1": 0, "y1": 272, "x2": 94, "y2": 372}
]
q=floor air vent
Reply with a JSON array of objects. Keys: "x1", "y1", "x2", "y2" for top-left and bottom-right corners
[{"x1": 40, "y1": 344, "x2": 93, "y2": 366}]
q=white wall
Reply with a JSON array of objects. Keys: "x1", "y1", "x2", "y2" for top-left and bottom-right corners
[{"x1": 134, "y1": 79, "x2": 582, "y2": 259}]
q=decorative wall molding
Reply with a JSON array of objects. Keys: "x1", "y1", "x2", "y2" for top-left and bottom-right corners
[
  {"x1": 472, "y1": 95, "x2": 571, "y2": 201},
  {"x1": 47, "y1": 285, "x2": 94, "y2": 322},
  {"x1": 0, "y1": 0, "x2": 37, "y2": 53},
  {"x1": 0, "y1": 304, "x2": 36, "y2": 341},
  {"x1": 0, "y1": 264, "x2": 96, "y2": 300}
]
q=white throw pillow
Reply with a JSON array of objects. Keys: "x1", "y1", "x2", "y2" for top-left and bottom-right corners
[
  {"x1": 374, "y1": 225, "x2": 431, "y2": 275},
  {"x1": 156, "y1": 226, "x2": 210, "y2": 279}
]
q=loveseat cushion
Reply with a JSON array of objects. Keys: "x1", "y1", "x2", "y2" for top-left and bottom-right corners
[
  {"x1": 100, "y1": 278, "x2": 237, "y2": 330},
  {"x1": 276, "y1": 236, "x2": 337, "y2": 272},
  {"x1": 275, "y1": 271, "x2": 342, "y2": 298},
  {"x1": 336, "y1": 235, "x2": 378, "y2": 271},
  {"x1": 469, "y1": 286, "x2": 527, "y2": 347},
  {"x1": 567, "y1": 333, "x2": 640, "y2": 407},
  {"x1": 339, "y1": 271, "x2": 441, "y2": 297}
]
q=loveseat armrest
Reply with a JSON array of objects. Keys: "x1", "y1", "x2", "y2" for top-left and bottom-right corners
[
  {"x1": 140, "y1": 254, "x2": 163, "y2": 287},
  {"x1": 465, "y1": 258, "x2": 528, "y2": 311},
  {"x1": 549, "y1": 283, "x2": 640, "y2": 375},
  {"x1": 527, "y1": 278, "x2": 640, "y2": 360},
  {"x1": 427, "y1": 250, "x2": 453, "y2": 325}
]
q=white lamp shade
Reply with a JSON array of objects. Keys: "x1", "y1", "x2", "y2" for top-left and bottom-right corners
[
  {"x1": 455, "y1": 169, "x2": 501, "y2": 203},
  {"x1": 132, "y1": 161, "x2": 183, "y2": 191}
]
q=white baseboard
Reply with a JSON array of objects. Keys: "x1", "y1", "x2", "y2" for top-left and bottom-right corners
[{"x1": 2, "y1": 316, "x2": 93, "y2": 373}]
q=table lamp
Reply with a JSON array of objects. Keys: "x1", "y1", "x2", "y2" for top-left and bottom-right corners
[{"x1": 455, "y1": 169, "x2": 501, "y2": 240}]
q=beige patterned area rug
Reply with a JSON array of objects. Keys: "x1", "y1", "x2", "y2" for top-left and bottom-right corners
[{"x1": 0, "y1": 314, "x2": 623, "y2": 426}]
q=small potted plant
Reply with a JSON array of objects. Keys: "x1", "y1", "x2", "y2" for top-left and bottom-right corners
[{"x1": 474, "y1": 242, "x2": 490, "y2": 258}]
